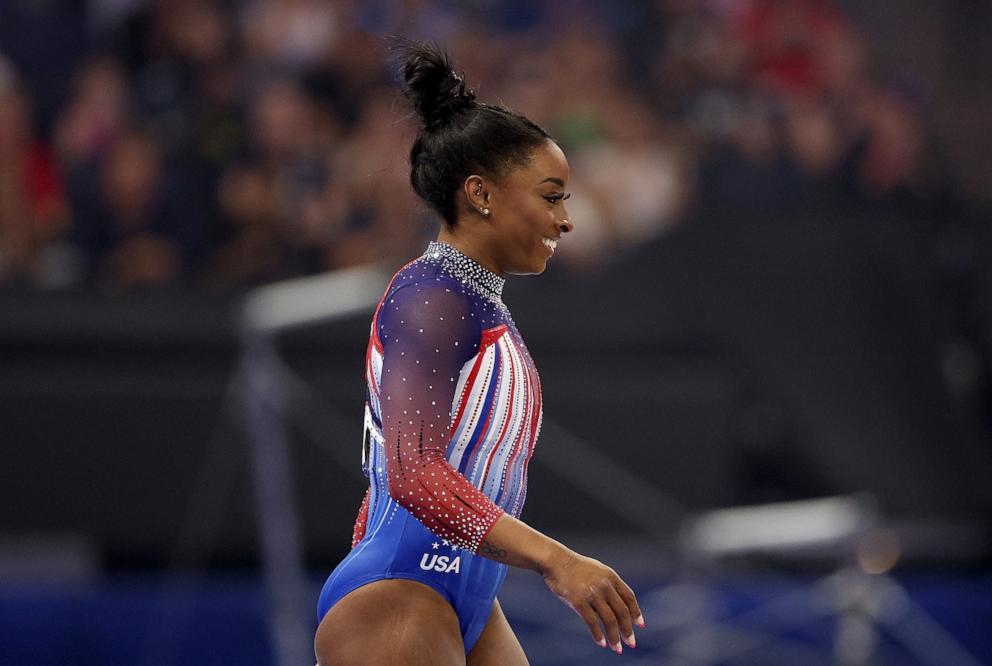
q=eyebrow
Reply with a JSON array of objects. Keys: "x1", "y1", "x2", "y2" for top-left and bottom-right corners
[{"x1": 539, "y1": 177, "x2": 565, "y2": 187}]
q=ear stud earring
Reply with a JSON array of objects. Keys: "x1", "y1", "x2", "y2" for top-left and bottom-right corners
[{"x1": 482, "y1": 207, "x2": 490, "y2": 216}]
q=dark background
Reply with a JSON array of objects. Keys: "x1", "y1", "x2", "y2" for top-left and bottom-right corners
[{"x1": 4, "y1": 201, "x2": 991, "y2": 566}]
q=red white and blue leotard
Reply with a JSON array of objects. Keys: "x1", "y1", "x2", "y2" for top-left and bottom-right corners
[{"x1": 317, "y1": 242, "x2": 543, "y2": 652}]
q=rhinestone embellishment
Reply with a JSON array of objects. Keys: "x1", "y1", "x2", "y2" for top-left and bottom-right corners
[{"x1": 424, "y1": 241, "x2": 505, "y2": 306}]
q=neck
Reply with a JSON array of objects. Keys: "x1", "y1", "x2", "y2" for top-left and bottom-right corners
[{"x1": 436, "y1": 225, "x2": 503, "y2": 276}]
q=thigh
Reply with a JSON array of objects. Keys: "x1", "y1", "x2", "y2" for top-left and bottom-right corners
[
  {"x1": 315, "y1": 578, "x2": 465, "y2": 666},
  {"x1": 466, "y1": 599, "x2": 529, "y2": 666}
]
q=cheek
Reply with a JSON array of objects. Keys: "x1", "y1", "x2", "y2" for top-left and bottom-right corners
[
  {"x1": 519, "y1": 203, "x2": 552, "y2": 232},
  {"x1": 515, "y1": 212, "x2": 546, "y2": 248}
]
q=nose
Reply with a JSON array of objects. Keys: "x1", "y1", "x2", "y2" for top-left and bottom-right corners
[{"x1": 558, "y1": 215, "x2": 574, "y2": 235}]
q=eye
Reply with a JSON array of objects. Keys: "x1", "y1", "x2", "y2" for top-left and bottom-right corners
[{"x1": 543, "y1": 192, "x2": 571, "y2": 205}]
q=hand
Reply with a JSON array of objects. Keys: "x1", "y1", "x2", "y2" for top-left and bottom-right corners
[{"x1": 541, "y1": 550, "x2": 644, "y2": 654}]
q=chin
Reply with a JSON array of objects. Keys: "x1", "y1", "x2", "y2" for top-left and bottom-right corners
[
  {"x1": 505, "y1": 248, "x2": 550, "y2": 275},
  {"x1": 507, "y1": 261, "x2": 547, "y2": 276},
  {"x1": 524, "y1": 256, "x2": 550, "y2": 275}
]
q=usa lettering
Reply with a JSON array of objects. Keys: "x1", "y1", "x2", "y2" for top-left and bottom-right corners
[{"x1": 419, "y1": 553, "x2": 461, "y2": 574}]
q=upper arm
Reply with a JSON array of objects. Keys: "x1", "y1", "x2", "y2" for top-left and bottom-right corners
[
  {"x1": 374, "y1": 277, "x2": 506, "y2": 551},
  {"x1": 377, "y1": 280, "x2": 480, "y2": 483}
]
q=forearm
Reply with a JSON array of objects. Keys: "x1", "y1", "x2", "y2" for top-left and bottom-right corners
[
  {"x1": 483, "y1": 513, "x2": 645, "y2": 654},
  {"x1": 387, "y1": 448, "x2": 505, "y2": 552},
  {"x1": 477, "y1": 513, "x2": 574, "y2": 574}
]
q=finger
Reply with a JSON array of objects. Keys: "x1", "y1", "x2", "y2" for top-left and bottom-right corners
[
  {"x1": 577, "y1": 603, "x2": 607, "y2": 649},
  {"x1": 606, "y1": 586, "x2": 636, "y2": 648},
  {"x1": 614, "y1": 577, "x2": 645, "y2": 628},
  {"x1": 592, "y1": 596, "x2": 623, "y2": 654}
]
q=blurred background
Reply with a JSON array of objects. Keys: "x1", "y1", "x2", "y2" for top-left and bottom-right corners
[{"x1": 1, "y1": 0, "x2": 991, "y2": 664}]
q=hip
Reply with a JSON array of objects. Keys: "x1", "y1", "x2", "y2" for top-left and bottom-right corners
[{"x1": 317, "y1": 506, "x2": 507, "y2": 622}]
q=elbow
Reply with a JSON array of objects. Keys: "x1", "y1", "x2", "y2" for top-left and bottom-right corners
[
  {"x1": 384, "y1": 449, "x2": 449, "y2": 512},
  {"x1": 386, "y1": 468, "x2": 422, "y2": 512},
  {"x1": 384, "y1": 450, "x2": 437, "y2": 508}
]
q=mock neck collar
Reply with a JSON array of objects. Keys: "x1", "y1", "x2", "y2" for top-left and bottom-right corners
[{"x1": 425, "y1": 241, "x2": 505, "y2": 301}]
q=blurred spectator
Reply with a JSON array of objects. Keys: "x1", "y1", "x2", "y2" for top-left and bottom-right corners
[
  {"x1": 0, "y1": 0, "x2": 986, "y2": 464},
  {"x1": 734, "y1": 0, "x2": 850, "y2": 98},
  {"x1": 563, "y1": 94, "x2": 693, "y2": 268},
  {"x1": 0, "y1": 0, "x2": 974, "y2": 293},
  {"x1": 854, "y1": 86, "x2": 931, "y2": 200},
  {"x1": 0, "y1": 58, "x2": 73, "y2": 288},
  {"x1": 242, "y1": 0, "x2": 342, "y2": 72},
  {"x1": 250, "y1": 79, "x2": 317, "y2": 166},
  {"x1": 782, "y1": 96, "x2": 844, "y2": 180},
  {"x1": 208, "y1": 163, "x2": 283, "y2": 288},
  {"x1": 97, "y1": 131, "x2": 180, "y2": 290},
  {"x1": 318, "y1": 91, "x2": 427, "y2": 269},
  {"x1": 55, "y1": 57, "x2": 131, "y2": 169},
  {"x1": 242, "y1": 78, "x2": 330, "y2": 276}
]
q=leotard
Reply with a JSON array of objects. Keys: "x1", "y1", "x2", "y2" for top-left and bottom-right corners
[{"x1": 316, "y1": 241, "x2": 543, "y2": 652}]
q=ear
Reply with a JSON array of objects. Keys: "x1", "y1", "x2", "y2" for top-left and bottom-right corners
[{"x1": 462, "y1": 175, "x2": 491, "y2": 217}]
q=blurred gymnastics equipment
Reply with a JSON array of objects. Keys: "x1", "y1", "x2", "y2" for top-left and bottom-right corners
[
  {"x1": 234, "y1": 267, "x2": 983, "y2": 666},
  {"x1": 675, "y1": 495, "x2": 983, "y2": 665},
  {"x1": 239, "y1": 265, "x2": 391, "y2": 666}
]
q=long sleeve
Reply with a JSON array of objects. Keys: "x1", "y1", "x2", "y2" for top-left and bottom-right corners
[{"x1": 377, "y1": 279, "x2": 505, "y2": 552}]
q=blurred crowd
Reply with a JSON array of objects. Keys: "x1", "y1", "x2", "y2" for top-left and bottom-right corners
[{"x1": 0, "y1": 0, "x2": 952, "y2": 292}]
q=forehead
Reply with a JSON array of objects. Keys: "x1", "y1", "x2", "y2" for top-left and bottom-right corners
[{"x1": 509, "y1": 140, "x2": 569, "y2": 185}]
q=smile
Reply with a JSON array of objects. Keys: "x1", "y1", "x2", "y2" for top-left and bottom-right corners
[{"x1": 541, "y1": 238, "x2": 558, "y2": 252}]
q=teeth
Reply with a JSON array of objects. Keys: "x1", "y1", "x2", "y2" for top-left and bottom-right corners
[{"x1": 541, "y1": 238, "x2": 558, "y2": 250}]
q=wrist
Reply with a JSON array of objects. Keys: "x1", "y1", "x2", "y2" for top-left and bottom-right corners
[{"x1": 536, "y1": 540, "x2": 574, "y2": 577}]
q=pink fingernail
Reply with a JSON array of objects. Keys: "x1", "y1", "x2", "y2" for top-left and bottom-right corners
[
  {"x1": 626, "y1": 634, "x2": 636, "y2": 648},
  {"x1": 635, "y1": 614, "x2": 646, "y2": 628},
  {"x1": 596, "y1": 638, "x2": 607, "y2": 648}
]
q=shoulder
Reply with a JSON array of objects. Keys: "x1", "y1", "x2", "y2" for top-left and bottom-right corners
[
  {"x1": 378, "y1": 253, "x2": 506, "y2": 334},
  {"x1": 385, "y1": 259, "x2": 475, "y2": 311},
  {"x1": 378, "y1": 261, "x2": 479, "y2": 339},
  {"x1": 383, "y1": 253, "x2": 494, "y2": 311}
]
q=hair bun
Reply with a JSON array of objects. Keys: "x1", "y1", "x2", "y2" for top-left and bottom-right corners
[{"x1": 403, "y1": 43, "x2": 476, "y2": 129}]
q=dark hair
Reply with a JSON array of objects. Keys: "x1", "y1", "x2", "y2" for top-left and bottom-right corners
[{"x1": 402, "y1": 43, "x2": 550, "y2": 225}]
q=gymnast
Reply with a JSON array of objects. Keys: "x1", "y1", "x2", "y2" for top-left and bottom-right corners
[{"x1": 315, "y1": 43, "x2": 643, "y2": 665}]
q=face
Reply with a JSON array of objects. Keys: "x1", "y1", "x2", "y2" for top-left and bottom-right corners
[{"x1": 489, "y1": 140, "x2": 573, "y2": 275}]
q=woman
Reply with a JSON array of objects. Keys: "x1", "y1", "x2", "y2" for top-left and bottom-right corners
[{"x1": 315, "y1": 44, "x2": 643, "y2": 665}]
